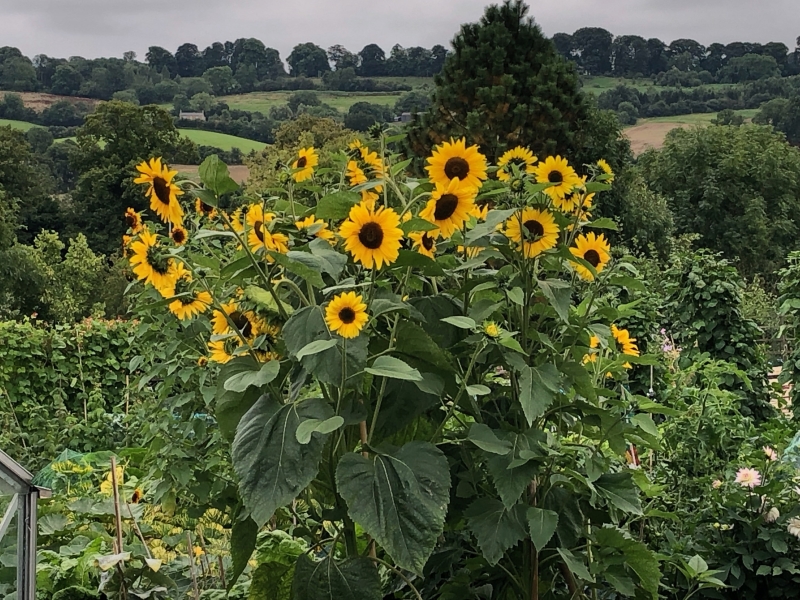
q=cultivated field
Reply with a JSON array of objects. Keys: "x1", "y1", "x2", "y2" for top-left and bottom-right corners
[
  {"x1": 219, "y1": 91, "x2": 402, "y2": 114},
  {"x1": 0, "y1": 91, "x2": 97, "y2": 112}
]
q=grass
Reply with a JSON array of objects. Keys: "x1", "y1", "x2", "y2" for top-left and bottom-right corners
[
  {"x1": 0, "y1": 118, "x2": 39, "y2": 131},
  {"x1": 581, "y1": 75, "x2": 737, "y2": 96},
  {"x1": 633, "y1": 109, "x2": 759, "y2": 126},
  {"x1": 178, "y1": 129, "x2": 266, "y2": 152},
  {"x1": 219, "y1": 91, "x2": 402, "y2": 115}
]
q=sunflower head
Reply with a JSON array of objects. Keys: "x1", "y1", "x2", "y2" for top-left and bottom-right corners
[
  {"x1": 339, "y1": 203, "x2": 403, "y2": 269},
  {"x1": 124, "y1": 208, "x2": 143, "y2": 232},
  {"x1": 197, "y1": 356, "x2": 209, "y2": 367},
  {"x1": 497, "y1": 146, "x2": 537, "y2": 182},
  {"x1": 408, "y1": 229, "x2": 439, "y2": 259},
  {"x1": 504, "y1": 208, "x2": 560, "y2": 259},
  {"x1": 534, "y1": 156, "x2": 581, "y2": 202},
  {"x1": 426, "y1": 138, "x2": 488, "y2": 191},
  {"x1": 419, "y1": 177, "x2": 477, "y2": 239},
  {"x1": 483, "y1": 321, "x2": 501, "y2": 338},
  {"x1": 129, "y1": 229, "x2": 178, "y2": 293},
  {"x1": 295, "y1": 215, "x2": 335, "y2": 243},
  {"x1": 570, "y1": 232, "x2": 611, "y2": 281},
  {"x1": 246, "y1": 204, "x2": 281, "y2": 254},
  {"x1": 195, "y1": 197, "x2": 218, "y2": 219},
  {"x1": 325, "y1": 291, "x2": 369, "y2": 339},
  {"x1": 597, "y1": 159, "x2": 615, "y2": 182},
  {"x1": 292, "y1": 147, "x2": 319, "y2": 183},
  {"x1": 171, "y1": 225, "x2": 188, "y2": 246},
  {"x1": 347, "y1": 160, "x2": 368, "y2": 187},
  {"x1": 134, "y1": 158, "x2": 184, "y2": 225}
]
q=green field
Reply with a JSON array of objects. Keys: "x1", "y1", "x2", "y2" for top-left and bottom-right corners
[
  {"x1": 0, "y1": 118, "x2": 39, "y2": 131},
  {"x1": 581, "y1": 75, "x2": 736, "y2": 95},
  {"x1": 219, "y1": 90, "x2": 403, "y2": 115},
  {"x1": 636, "y1": 109, "x2": 759, "y2": 126},
  {"x1": 178, "y1": 128, "x2": 266, "y2": 152}
]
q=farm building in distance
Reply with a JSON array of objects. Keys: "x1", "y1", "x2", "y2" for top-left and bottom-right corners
[{"x1": 179, "y1": 111, "x2": 206, "y2": 122}]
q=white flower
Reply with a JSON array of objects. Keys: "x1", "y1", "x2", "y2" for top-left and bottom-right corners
[
  {"x1": 765, "y1": 507, "x2": 780, "y2": 523},
  {"x1": 787, "y1": 517, "x2": 800, "y2": 539},
  {"x1": 763, "y1": 446, "x2": 778, "y2": 462},
  {"x1": 735, "y1": 468, "x2": 762, "y2": 489},
  {"x1": 712, "y1": 479, "x2": 723, "y2": 489}
]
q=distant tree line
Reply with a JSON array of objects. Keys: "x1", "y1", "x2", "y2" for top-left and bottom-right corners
[
  {"x1": 0, "y1": 40, "x2": 448, "y2": 102},
  {"x1": 552, "y1": 28, "x2": 800, "y2": 79}
]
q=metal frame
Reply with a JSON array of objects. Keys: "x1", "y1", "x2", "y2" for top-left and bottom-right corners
[{"x1": 0, "y1": 450, "x2": 50, "y2": 600}]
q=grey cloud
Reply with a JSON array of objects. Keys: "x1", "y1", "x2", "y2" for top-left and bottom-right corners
[{"x1": 0, "y1": 0, "x2": 796, "y2": 60}]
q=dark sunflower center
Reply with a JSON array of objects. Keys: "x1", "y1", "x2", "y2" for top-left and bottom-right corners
[
  {"x1": 146, "y1": 246, "x2": 170, "y2": 275},
  {"x1": 584, "y1": 249, "x2": 601, "y2": 267},
  {"x1": 508, "y1": 157, "x2": 527, "y2": 168},
  {"x1": 296, "y1": 156, "x2": 307, "y2": 169},
  {"x1": 200, "y1": 201, "x2": 213, "y2": 214},
  {"x1": 444, "y1": 157, "x2": 470, "y2": 180},
  {"x1": 523, "y1": 219, "x2": 544, "y2": 240},
  {"x1": 434, "y1": 193, "x2": 459, "y2": 220},
  {"x1": 125, "y1": 214, "x2": 137, "y2": 228},
  {"x1": 152, "y1": 177, "x2": 171, "y2": 205},
  {"x1": 548, "y1": 170, "x2": 563, "y2": 184},
  {"x1": 231, "y1": 311, "x2": 253, "y2": 337},
  {"x1": 172, "y1": 229, "x2": 186, "y2": 244},
  {"x1": 421, "y1": 233, "x2": 434, "y2": 251},
  {"x1": 338, "y1": 307, "x2": 356, "y2": 324},
  {"x1": 358, "y1": 222, "x2": 384, "y2": 249},
  {"x1": 253, "y1": 220, "x2": 265, "y2": 242}
]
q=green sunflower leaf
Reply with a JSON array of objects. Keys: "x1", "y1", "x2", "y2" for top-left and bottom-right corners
[
  {"x1": 198, "y1": 154, "x2": 239, "y2": 196},
  {"x1": 292, "y1": 554, "x2": 382, "y2": 600}
]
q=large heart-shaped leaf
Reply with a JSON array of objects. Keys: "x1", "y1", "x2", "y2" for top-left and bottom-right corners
[
  {"x1": 518, "y1": 363, "x2": 560, "y2": 426},
  {"x1": 595, "y1": 472, "x2": 643, "y2": 515},
  {"x1": 527, "y1": 507, "x2": 559, "y2": 552},
  {"x1": 232, "y1": 395, "x2": 333, "y2": 526},
  {"x1": 292, "y1": 554, "x2": 382, "y2": 600},
  {"x1": 465, "y1": 498, "x2": 528, "y2": 565},
  {"x1": 335, "y1": 441, "x2": 450, "y2": 574}
]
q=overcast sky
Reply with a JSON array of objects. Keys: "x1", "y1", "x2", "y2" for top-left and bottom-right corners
[{"x1": 0, "y1": 0, "x2": 797, "y2": 61}]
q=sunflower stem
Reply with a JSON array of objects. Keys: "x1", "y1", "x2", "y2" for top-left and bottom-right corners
[{"x1": 430, "y1": 340, "x2": 486, "y2": 443}]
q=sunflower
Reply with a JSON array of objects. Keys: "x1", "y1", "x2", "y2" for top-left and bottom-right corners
[
  {"x1": 419, "y1": 178, "x2": 477, "y2": 238},
  {"x1": 611, "y1": 325, "x2": 639, "y2": 366},
  {"x1": 360, "y1": 147, "x2": 385, "y2": 179},
  {"x1": 208, "y1": 339, "x2": 235, "y2": 364},
  {"x1": 426, "y1": 138, "x2": 488, "y2": 191},
  {"x1": 408, "y1": 230, "x2": 439, "y2": 259},
  {"x1": 211, "y1": 301, "x2": 262, "y2": 340},
  {"x1": 534, "y1": 156, "x2": 581, "y2": 202},
  {"x1": 170, "y1": 225, "x2": 188, "y2": 246},
  {"x1": 504, "y1": 208, "x2": 560, "y2": 259},
  {"x1": 162, "y1": 266, "x2": 212, "y2": 321},
  {"x1": 360, "y1": 190, "x2": 380, "y2": 211},
  {"x1": 497, "y1": 147, "x2": 537, "y2": 182},
  {"x1": 339, "y1": 203, "x2": 403, "y2": 269},
  {"x1": 347, "y1": 138, "x2": 365, "y2": 157},
  {"x1": 583, "y1": 335, "x2": 601, "y2": 364},
  {"x1": 458, "y1": 245, "x2": 484, "y2": 259},
  {"x1": 129, "y1": 229, "x2": 177, "y2": 292},
  {"x1": 245, "y1": 204, "x2": 278, "y2": 253},
  {"x1": 134, "y1": 158, "x2": 184, "y2": 225},
  {"x1": 483, "y1": 321, "x2": 501, "y2": 338},
  {"x1": 597, "y1": 159, "x2": 615, "y2": 182},
  {"x1": 124, "y1": 207, "x2": 143, "y2": 233},
  {"x1": 197, "y1": 356, "x2": 209, "y2": 367},
  {"x1": 295, "y1": 215, "x2": 335, "y2": 243},
  {"x1": 325, "y1": 292, "x2": 368, "y2": 339},
  {"x1": 570, "y1": 232, "x2": 611, "y2": 281},
  {"x1": 195, "y1": 197, "x2": 217, "y2": 219},
  {"x1": 347, "y1": 160, "x2": 368, "y2": 186},
  {"x1": 292, "y1": 147, "x2": 318, "y2": 183},
  {"x1": 255, "y1": 350, "x2": 281, "y2": 363}
]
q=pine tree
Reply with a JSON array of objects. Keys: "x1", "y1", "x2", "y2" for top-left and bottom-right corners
[{"x1": 406, "y1": 1, "x2": 589, "y2": 162}]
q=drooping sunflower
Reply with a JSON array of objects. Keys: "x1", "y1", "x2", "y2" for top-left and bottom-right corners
[
  {"x1": 339, "y1": 203, "x2": 403, "y2": 269},
  {"x1": 360, "y1": 147, "x2": 385, "y2": 179},
  {"x1": 245, "y1": 204, "x2": 277, "y2": 253},
  {"x1": 325, "y1": 291, "x2": 368, "y2": 339},
  {"x1": 292, "y1": 147, "x2": 318, "y2": 183},
  {"x1": 570, "y1": 232, "x2": 611, "y2": 281},
  {"x1": 597, "y1": 159, "x2": 615, "y2": 182},
  {"x1": 611, "y1": 325, "x2": 639, "y2": 358},
  {"x1": 504, "y1": 208, "x2": 560, "y2": 259},
  {"x1": 497, "y1": 147, "x2": 537, "y2": 182},
  {"x1": 134, "y1": 158, "x2": 184, "y2": 224},
  {"x1": 346, "y1": 160, "x2": 368, "y2": 186},
  {"x1": 534, "y1": 156, "x2": 581, "y2": 202},
  {"x1": 408, "y1": 229, "x2": 439, "y2": 259},
  {"x1": 426, "y1": 138, "x2": 488, "y2": 191},
  {"x1": 295, "y1": 215, "x2": 336, "y2": 243},
  {"x1": 124, "y1": 207, "x2": 143, "y2": 233},
  {"x1": 211, "y1": 301, "x2": 263, "y2": 340},
  {"x1": 161, "y1": 264, "x2": 212, "y2": 321},
  {"x1": 170, "y1": 225, "x2": 188, "y2": 246},
  {"x1": 195, "y1": 197, "x2": 218, "y2": 219},
  {"x1": 554, "y1": 175, "x2": 593, "y2": 213},
  {"x1": 360, "y1": 190, "x2": 380, "y2": 211},
  {"x1": 208, "y1": 339, "x2": 235, "y2": 364},
  {"x1": 419, "y1": 177, "x2": 477, "y2": 238},
  {"x1": 129, "y1": 229, "x2": 177, "y2": 293}
]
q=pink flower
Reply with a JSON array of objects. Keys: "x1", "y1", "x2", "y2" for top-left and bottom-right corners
[
  {"x1": 735, "y1": 468, "x2": 762, "y2": 489},
  {"x1": 763, "y1": 446, "x2": 778, "y2": 462}
]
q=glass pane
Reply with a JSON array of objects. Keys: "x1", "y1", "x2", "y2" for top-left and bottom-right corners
[{"x1": 0, "y1": 495, "x2": 18, "y2": 599}]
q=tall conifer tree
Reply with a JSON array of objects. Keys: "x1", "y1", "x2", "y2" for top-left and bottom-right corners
[{"x1": 407, "y1": 1, "x2": 588, "y2": 161}]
